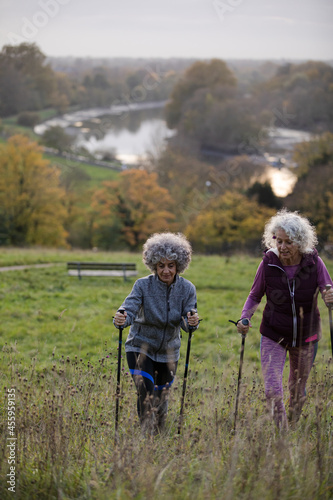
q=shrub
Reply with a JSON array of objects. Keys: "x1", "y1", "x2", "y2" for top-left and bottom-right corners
[{"x1": 17, "y1": 111, "x2": 40, "y2": 127}]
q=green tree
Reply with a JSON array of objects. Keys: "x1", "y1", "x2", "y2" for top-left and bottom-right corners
[
  {"x1": 176, "y1": 88, "x2": 261, "y2": 153},
  {"x1": 247, "y1": 181, "x2": 282, "y2": 209},
  {"x1": 0, "y1": 135, "x2": 67, "y2": 246},
  {"x1": 41, "y1": 126, "x2": 73, "y2": 151},
  {"x1": 0, "y1": 43, "x2": 56, "y2": 115},
  {"x1": 17, "y1": 111, "x2": 40, "y2": 127},
  {"x1": 285, "y1": 133, "x2": 333, "y2": 245},
  {"x1": 292, "y1": 132, "x2": 333, "y2": 178},
  {"x1": 164, "y1": 59, "x2": 261, "y2": 154},
  {"x1": 254, "y1": 61, "x2": 333, "y2": 132},
  {"x1": 165, "y1": 59, "x2": 236, "y2": 128}
]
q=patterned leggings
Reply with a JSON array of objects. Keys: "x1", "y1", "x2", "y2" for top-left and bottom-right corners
[
  {"x1": 126, "y1": 352, "x2": 177, "y2": 430},
  {"x1": 260, "y1": 335, "x2": 317, "y2": 429}
]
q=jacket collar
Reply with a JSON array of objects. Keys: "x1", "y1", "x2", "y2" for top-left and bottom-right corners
[
  {"x1": 153, "y1": 272, "x2": 179, "y2": 288},
  {"x1": 264, "y1": 248, "x2": 318, "y2": 267}
]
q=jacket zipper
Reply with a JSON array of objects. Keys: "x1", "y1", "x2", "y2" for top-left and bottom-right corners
[
  {"x1": 268, "y1": 264, "x2": 298, "y2": 347},
  {"x1": 155, "y1": 285, "x2": 171, "y2": 353}
]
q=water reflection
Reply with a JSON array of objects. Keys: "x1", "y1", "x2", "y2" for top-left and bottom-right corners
[
  {"x1": 260, "y1": 166, "x2": 297, "y2": 197},
  {"x1": 75, "y1": 107, "x2": 175, "y2": 164},
  {"x1": 78, "y1": 117, "x2": 173, "y2": 164},
  {"x1": 267, "y1": 127, "x2": 312, "y2": 150}
]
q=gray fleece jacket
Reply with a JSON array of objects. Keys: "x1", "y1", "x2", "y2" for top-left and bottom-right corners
[{"x1": 114, "y1": 273, "x2": 198, "y2": 362}]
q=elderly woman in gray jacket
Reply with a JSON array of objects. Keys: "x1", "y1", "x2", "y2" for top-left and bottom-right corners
[{"x1": 114, "y1": 232, "x2": 199, "y2": 433}]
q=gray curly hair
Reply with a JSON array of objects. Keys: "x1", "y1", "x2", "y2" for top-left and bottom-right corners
[
  {"x1": 143, "y1": 232, "x2": 192, "y2": 273},
  {"x1": 263, "y1": 209, "x2": 318, "y2": 254}
]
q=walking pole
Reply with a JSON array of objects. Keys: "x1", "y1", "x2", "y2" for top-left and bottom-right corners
[
  {"x1": 233, "y1": 318, "x2": 249, "y2": 432},
  {"x1": 115, "y1": 307, "x2": 125, "y2": 441},
  {"x1": 325, "y1": 284, "x2": 333, "y2": 357},
  {"x1": 178, "y1": 310, "x2": 195, "y2": 435}
]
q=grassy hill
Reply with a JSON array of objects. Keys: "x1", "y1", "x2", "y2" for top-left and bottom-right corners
[{"x1": 0, "y1": 249, "x2": 332, "y2": 499}]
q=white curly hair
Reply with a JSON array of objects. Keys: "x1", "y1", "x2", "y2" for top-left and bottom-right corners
[
  {"x1": 263, "y1": 209, "x2": 318, "y2": 254},
  {"x1": 143, "y1": 232, "x2": 192, "y2": 273}
]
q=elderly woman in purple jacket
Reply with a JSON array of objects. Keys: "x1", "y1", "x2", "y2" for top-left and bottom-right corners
[
  {"x1": 114, "y1": 232, "x2": 199, "y2": 433},
  {"x1": 237, "y1": 209, "x2": 333, "y2": 429}
]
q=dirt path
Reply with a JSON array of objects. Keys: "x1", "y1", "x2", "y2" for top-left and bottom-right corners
[{"x1": 0, "y1": 263, "x2": 63, "y2": 272}]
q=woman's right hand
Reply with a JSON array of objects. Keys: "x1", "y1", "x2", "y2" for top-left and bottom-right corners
[
  {"x1": 114, "y1": 309, "x2": 127, "y2": 326},
  {"x1": 237, "y1": 318, "x2": 251, "y2": 335}
]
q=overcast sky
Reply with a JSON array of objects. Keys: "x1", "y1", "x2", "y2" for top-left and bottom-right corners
[{"x1": 1, "y1": 0, "x2": 332, "y2": 61}]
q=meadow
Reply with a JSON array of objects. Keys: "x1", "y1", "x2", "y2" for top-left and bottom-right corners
[{"x1": 0, "y1": 248, "x2": 332, "y2": 499}]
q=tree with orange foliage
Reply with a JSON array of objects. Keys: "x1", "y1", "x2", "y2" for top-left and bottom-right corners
[
  {"x1": 0, "y1": 135, "x2": 67, "y2": 246},
  {"x1": 91, "y1": 169, "x2": 176, "y2": 250}
]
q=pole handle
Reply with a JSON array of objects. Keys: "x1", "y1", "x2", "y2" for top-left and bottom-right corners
[
  {"x1": 229, "y1": 318, "x2": 249, "y2": 326},
  {"x1": 188, "y1": 309, "x2": 196, "y2": 332},
  {"x1": 325, "y1": 285, "x2": 332, "y2": 310}
]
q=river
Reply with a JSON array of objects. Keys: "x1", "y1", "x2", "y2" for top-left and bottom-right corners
[
  {"x1": 35, "y1": 101, "x2": 173, "y2": 166},
  {"x1": 35, "y1": 102, "x2": 312, "y2": 197}
]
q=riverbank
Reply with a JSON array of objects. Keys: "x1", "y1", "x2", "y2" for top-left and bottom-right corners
[{"x1": 34, "y1": 100, "x2": 168, "y2": 135}]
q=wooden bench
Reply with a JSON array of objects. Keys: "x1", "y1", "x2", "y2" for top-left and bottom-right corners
[{"x1": 67, "y1": 262, "x2": 138, "y2": 281}]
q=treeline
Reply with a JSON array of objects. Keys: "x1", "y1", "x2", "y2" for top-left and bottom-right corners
[
  {"x1": 253, "y1": 61, "x2": 333, "y2": 132},
  {"x1": 1, "y1": 131, "x2": 332, "y2": 253},
  {"x1": 0, "y1": 43, "x2": 190, "y2": 117},
  {"x1": 1, "y1": 42, "x2": 332, "y2": 135},
  {"x1": 164, "y1": 58, "x2": 333, "y2": 157}
]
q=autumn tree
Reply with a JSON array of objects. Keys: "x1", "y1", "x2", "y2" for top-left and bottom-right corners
[
  {"x1": 0, "y1": 135, "x2": 67, "y2": 246},
  {"x1": 284, "y1": 133, "x2": 333, "y2": 245},
  {"x1": 152, "y1": 148, "x2": 216, "y2": 224},
  {"x1": 57, "y1": 164, "x2": 94, "y2": 248},
  {"x1": 151, "y1": 149, "x2": 268, "y2": 229},
  {"x1": 185, "y1": 191, "x2": 275, "y2": 253},
  {"x1": 91, "y1": 169, "x2": 176, "y2": 250}
]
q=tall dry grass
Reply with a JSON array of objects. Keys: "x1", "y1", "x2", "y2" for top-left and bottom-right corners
[{"x1": 1, "y1": 345, "x2": 332, "y2": 500}]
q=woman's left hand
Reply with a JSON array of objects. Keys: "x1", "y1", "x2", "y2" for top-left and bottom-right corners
[
  {"x1": 323, "y1": 286, "x2": 333, "y2": 307},
  {"x1": 187, "y1": 310, "x2": 199, "y2": 327}
]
